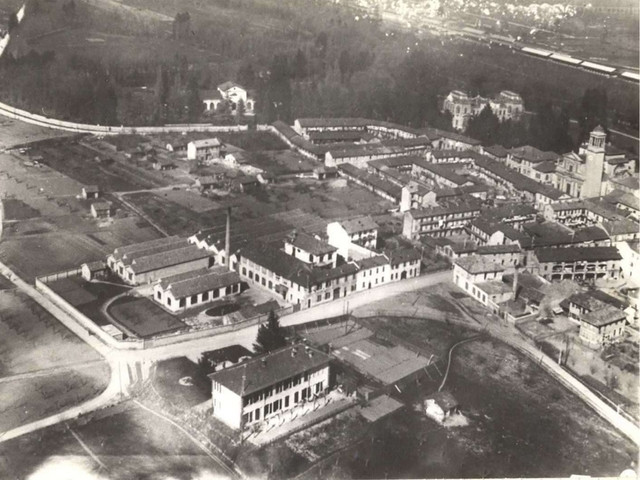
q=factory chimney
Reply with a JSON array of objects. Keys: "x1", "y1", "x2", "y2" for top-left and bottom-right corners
[
  {"x1": 512, "y1": 265, "x2": 519, "y2": 301},
  {"x1": 225, "y1": 206, "x2": 231, "y2": 269}
]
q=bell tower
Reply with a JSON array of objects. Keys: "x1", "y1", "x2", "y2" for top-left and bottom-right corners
[{"x1": 581, "y1": 126, "x2": 606, "y2": 198}]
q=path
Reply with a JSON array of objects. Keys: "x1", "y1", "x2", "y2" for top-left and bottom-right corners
[
  {"x1": 0, "y1": 360, "x2": 105, "y2": 385},
  {"x1": 438, "y1": 335, "x2": 483, "y2": 392}
]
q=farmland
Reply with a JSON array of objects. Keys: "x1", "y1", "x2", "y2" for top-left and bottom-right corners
[
  {"x1": 0, "y1": 289, "x2": 103, "y2": 377},
  {"x1": 0, "y1": 403, "x2": 232, "y2": 479},
  {"x1": 0, "y1": 363, "x2": 109, "y2": 433}
]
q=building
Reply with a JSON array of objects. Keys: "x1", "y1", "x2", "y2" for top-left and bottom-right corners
[
  {"x1": 564, "y1": 290, "x2": 628, "y2": 321},
  {"x1": 82, "y1": 185, "x2": 100, "y2": 199},
  {"x1": 402, "y1": 201, "x2": 482, "y2": 239},
  {"x1": 425, "y1": 391, "x2": 460, "y2": 423},
  {"x1": 107, "y1": 239, "x2": 212, "y2": 285},
  {"x1": 327, "y1": 217, "x2": 379, "y2": 252},
  {"x1": 81, "y1": 260, "x2": 108, "y2": 281},
  {"x1": 555, "y1": 127, "x2": 607, "y2": 199},
  {"x1": 90, "y1": 202, "x2": 112, "y2": 219},
  {"x1": 153, "y1": 267, "x2": 242, "y2": 313},
  {"x1": 209, "y1": 344, "x2": 331, "y2": 430},
  {"x1": 152, "y1": 158, "x2": 177, "y2": 171},
  {"x1": 531, "y1": 246, "x2": 622, "y2": 282},
  {"x1": 188, "y1": 138, "x2": 221, "y2": 161},
  {"x1": 443, "y1": 90, "x2": 523, "y2": 130},
  {"x1": 337, "y1": 164, "x2": 402, "y2": 203},
  {"x1": 284, "y1": 232, "x2": 337, "y2": 268},
  {"x1": 233, "y1": 176, "x2": 260, "y2": 193},
  {"x1": 579, "y1": 305, "x2": 627, "y2": 349},
  {"x1": 202, "y1": 81, "x2": 255, "y2": 115},
  {"x1": 452, "y1": 256, "x2": 507, "y2": 307}
]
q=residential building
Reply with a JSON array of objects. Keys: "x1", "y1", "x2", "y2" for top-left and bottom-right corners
[
  {"x1": 618, "y1": 240, "x2": 640, "y2": 284},
  {"x1": 402, "y1": 201, "x2": 482, "y2": 239},
  {"x1": 153, "y1": 267, "x2": 242, "y2": 313},
  {"x1": 531, "y1": 246, "x2": 622, "y2": 282},
  {"x1": 188, "y1": 138, "x2": 222, "y2": 161},
  {"x1": 579, "y1": 306, "x2": 627, "y2": 348},
  {"x1": 284, "y1": 232, "x2": 338, "y2": 268},
  {"x1": 443, "y1": 90, "x2": 523, "y2": 130},
  {"x1": 337, "y1": 164, "x2": 402, "y2": 203},
  {"x1": 90, "y1": 202, "x2": 111, "y2": 219},
  {"x1": 209, "y1": 344, "x2": 331, "y2": 430},
  {"x1": 202, "y1": 81, "x2": 255, "y2": 115},
  {"x1": 452, "y1": 256, "x2": 511, "y2": 309},
  {"x1": 82, "y1": 185, "x2": 100, "y2": 199}
]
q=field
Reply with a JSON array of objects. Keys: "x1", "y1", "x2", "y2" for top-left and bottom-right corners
[
  {"x1": 0, "y1": 118, "x2": 71, "y2": 150},
  {"x1": 0, "y1": 289, "x2": 103, "y2": 377},
  {"x1": 108, "y1": 296, "x2": 187, "y2": 338},
  {"x1": 0, "y1": 403, "x2": 232, "y2": 479},
  {"x1": 0, "y1": 363, "x2": 109, "y2": 433},
  {"x1": 1, "y1": 198, "x2": 40, "y2": 220},
  {"x1": 154, "y1": 188, "x2": 221, "y2": 213}
]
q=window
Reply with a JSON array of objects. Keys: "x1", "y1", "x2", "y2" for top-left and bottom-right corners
[
  {"x1": 255, "y1": 408, "x2": 260, "y2": 420},
  {"x1": 167, "y1": 297, "x2": 172, "y2": 306},
  {"x1": 156, "y1": 291, "x2": 161, "y2": 300},
  {"x1": 315, "y1": 382, "x2": 323, "y2": 393},
  {"x1": 242, "y1": 267, "x2": 247, "y2": 275},
  {"x1": 285, "y1": 396, "x2": 289, "y2": 408},
  {"x1": 325, "y1": 292, "x2": 330, "y2": 300},
  {"x1": 317, "y1": 294, "x2": 321, "y2": 302},
  {"x1": 262, "y1": 277, "x2": 267, "y2": 286},
  {"x1": 191, "y1": 295, "x2": 198, "y2": 304},
  {"x1": 301, "y1": 388, "x2": 308, "y2": 400},
  {"x1": 179, "y1": 298, "x2": 186, "y2": 308},
  {"x1": 294, "y1": 391, "x2": 299, "y2": 403}
]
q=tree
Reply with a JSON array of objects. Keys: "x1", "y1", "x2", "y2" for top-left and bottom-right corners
[
  {"x1": 338, "y1": 49, "x2": 351, "y2": 82},
  {"x1": 253, "y1": 310, "x2": 287, "y2": 354},
  {"x1": 235, "y1": 99, "x2": 245, "y2": 123},
  {"x1": 465, "y1": 105, "x2": 500, "y2": 146}
]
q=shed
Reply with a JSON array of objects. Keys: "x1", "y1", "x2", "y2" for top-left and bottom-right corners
[
  {"x1": 425, "y1": 391, "x2": 459, "y2": 423},
  {"x1": 91, "y1": 202, "x2": 112, "y2": 219},
  {"x1": 234, "y1": 175, "x2": 260, "y2": 192},
  {"x1": 82, "y1": 185, "x2": 100, "y2": 199},
  {"x1": 81, "y1": 260, "x2": 108, "y2": 281}
]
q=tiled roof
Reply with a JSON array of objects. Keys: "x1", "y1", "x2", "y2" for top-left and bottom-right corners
[
  {"x1": 533, "y1": 161, "x2": 557, "y2": 173},
  {"x1": 534, "y1": 246, "x2": 621, "y2": 263},
  {"x1": 611, "y1": 176, "x2": 640, "y2": 190},
  {"x1": 454, "y1": 256, "x2": 504, "y2": 274},
  {"x1": 409, "y1": 200, "x2": 482, "y2": 219},
  {"x1": 84, "y1": 185, "x2": 99, "y2": 193},
  {"x1": 413, "y1": 160, "x2": 472, "y2": 186},
  {"x1": 387, "y1": 248, "x2": 421, "y2": 265},
  {"x1": 509, "y1": 145, "x2": 559, "y2": 164},
  {"x1": 602, "y1": 218, "x2": 639, "y2": 236},
  {"x1": 218, "y1": 81, "x2": 245, "y2": 92},
  {"x1": 288, "y1": 232, "x2": 337, "y2": 256},
  {"x1": 240, "y1": 242, "x2": 312, "y2": 287},
  {"x1": 159, "y1": 268, "x2": 241, "y2": 300},
  {"x1": 122, "y1": 239, "x2": 191, "y2": 266},
  {"x1": 91, "y1": 202, "x2": 111, "y2": 210},
  {"x1": 190, "y1": 138, "x2": 221, "y2": 148},
  {"x1": 429, "y1": 391, "x2": 459, "y2": 411},
  {"x1": 209, "y1": 344, "x2": 332, "y2": 396},
  {"x1": 340, "y1": 216, "x2": 379, "y2": 234},
  {"x1": 112, "y1": 236, "x2": 182, "y2": 261},
  {"x1": 422, "y1": 127, "x2": 481, "y2": 146},
  {"x1": 568, "y1": 290, "x2": 628, "y2": 312},
  {"x1": 129, "y1": 245, "x2": 210, "y2": 274},
  {"x1": 356, "y1": 255, "x2": 389, "y2": 270},
  {"x1": 84, "y1": 260, "x2": 107, "y2": 270},
  {"x1": 476, "y1": 244, "x2": 521, "y2": 255},
  {"x1": 337, "y1": 164, "x2": 402, "y2": 200},
  {"x1": 483, "y1": 145, "x2": 509, "y2": 158},
  {"x1": 582, "y1": 305, "x2": 626, "y2": 327}
]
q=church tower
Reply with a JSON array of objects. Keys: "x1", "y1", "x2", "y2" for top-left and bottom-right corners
[{"x1": 581, "y1": 126, "x2": 606, "y2": 198}]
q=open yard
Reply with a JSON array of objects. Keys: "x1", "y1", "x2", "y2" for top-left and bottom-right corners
[
  {"x1": 108, "y1": 296, "x2": 187, "y2": 338},
  {"x1": 0, "y1": 362, "x2": 109, "y2": 433},
  {"x1": 0, "y1": 402, "x2": 232, "y2": 480},
  {"x1": 0, "y1": 290, "x2": 103, "y2": 377}
]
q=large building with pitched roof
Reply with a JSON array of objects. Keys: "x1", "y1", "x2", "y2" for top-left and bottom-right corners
[{"x1": 209, "y1": 344, "x2": 332, "y2": 430}]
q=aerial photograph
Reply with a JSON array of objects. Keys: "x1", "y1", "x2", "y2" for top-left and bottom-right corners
[{"x1": 0, "y1": 0, "x2": 637, "y2": 478}]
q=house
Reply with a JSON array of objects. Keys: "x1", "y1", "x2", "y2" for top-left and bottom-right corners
[
  {"x1": 424, "y1": 391, "x2": 460, "y2": 423},
  {"x1": 224, "y1": 152, "x2": 248, "y2": 166},
  {"x1": 153, "y1": 267, "x2": 242, "y2": 313},
  {"x1": 82, "y1": 185, "x2": 100, "y2": 200},
  {"x1": 284, "y1": 232, "x2": 338, "y2": 268},
  {"x1": 327, "y1": 216, "x2": 379, "y2": 255},
  {"x1": 233, "y1": 176, "x2": 260, "y2": 192},
  {"x1": 579, "y1": 305, "x2": 627, "y2": 349},
  {"x1": 313, "y1": 167, "x2": 339, "y2": 180},
  {"x1": 402, "y1": 201, "x2": 482, "y2": 239},
  {"x1": 165, "y1": 140, "x2": 188, "y2": 153},
  {"x1": 209, "y1": 344, "x2": 331, "y2": 430},
  {"x1": 217, "y1": 81, "x2": 255, "y2": 115},
  {"x1": 452, "y1": 256, "x2": 507, "y2": 308},
  {"x1": 90, "y1": 202, "x2": 112, "y2": 219},
  {"x1": 257, "y1": 172, "x2": 278, "y2": 184},
  {"x1": 564, "y1": 290, "x2": 628, "y2": 322},
  {"x1": 107, "y1": 239, "x2": 211, "y2": 285},
  {"x1": 153, "y1": 158, "x2": 177, "y2": 171},
  {"x1": 443, "y1": 89, "x2": 524, "y2": 130},
  {"x1": 81, "y1": 260, "x2": 108, "y2": 281},
  {"x1": 195, "y1": 175, "x2": 223, "y2": 190},
  {"x1": 188, "y1": 138, "x2": 221, "y2": 161}
]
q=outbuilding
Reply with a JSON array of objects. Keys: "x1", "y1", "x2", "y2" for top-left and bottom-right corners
[{"x1": 425, "y1": 391, "x2": 459, "y2": 423}]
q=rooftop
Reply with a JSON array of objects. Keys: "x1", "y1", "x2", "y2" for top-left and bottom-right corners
[
  {"x1": 567, "y1": 290, "x2": 628, "y2": 312},
  {"x1": 287, "y1": 232, "x2": 337, "y2": 256},
  {"x1": 158, "y1": 267, "x2": 241, "y2": 300},
  {"x1": 428, "y1": 391, "x2": 459, "y2": 411},
  {"x1": 111, "y1": 236, "x2": 182, "y2": 260},
  {"x1": 208, "y1": 344, "x2": 332, "y2": 397},
  {"x1": 190, "y1": 138, "x2": 221, "y2": 148},
  {"x1": 454, "y1": 256, "x2": 504, "y2": 274},
  {"x1": 218, "y1": 81, "x2": 245, "y2": 92},
  {"x1": 340, "y1": 216, "x2": 379, "y2": 235},
  {"x1": 509, "y1": 145, "x2": 559, "y2": 164},
  {"x1": 129, "y1": 245, "x2": 211, "y2": 274},
  {"x1": 582, "y1": 305, "x2": 627, "y2": 327},
  {"x1": 534, "y1": 246, "x2": 622, "y2": 264}
]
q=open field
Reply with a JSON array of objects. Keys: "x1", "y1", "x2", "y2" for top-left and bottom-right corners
[
  {"x1": 247, "y1": 150, "x2": 321, "y2": 176},
  {"x1": 0, "y1": 363, "x2": 109, "y2": 433},
  {"x1": 0, "y1": 232, "x2": 104, "y2": 281},
  {"x1": 297, "y1": 321, "x2": 638, "y2": 479},
  {"x1": 0, "y1": 289, "x2": 103, "y2": 377},
  {"x1": 0, "y1": 403, "x2": 231, "y2": 479},
  {"x1": 108, "y1": 296, "x2": 187, "y2": 338},
  {"x1": 154, "y1": 188, "x2": 221, "y2": 213},
  {"x1": 1, "y1": 198, "x2": 40, "y2": 220},
  {"x1": 0, "y1": 118, "x2": 71, "y2": 150}
]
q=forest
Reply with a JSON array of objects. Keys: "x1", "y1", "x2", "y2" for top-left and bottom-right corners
[{"x1": 0, "y1": 0, "x2": 636, "y2": 153}]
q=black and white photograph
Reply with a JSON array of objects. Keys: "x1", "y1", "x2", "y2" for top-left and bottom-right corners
[{"x1": 0, "y1": 0, "x2": 637, "y2": 478}]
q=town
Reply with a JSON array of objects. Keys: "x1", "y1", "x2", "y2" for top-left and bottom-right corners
[{"x1": 0, "y1": 0, "x2": 638, "y2": 479}]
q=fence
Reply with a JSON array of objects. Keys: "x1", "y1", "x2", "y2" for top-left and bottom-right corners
[
  {"x1": 37, "y1": 268, "x2": 83, "y2": 284},
  {"x1": 35, "y1": 272, "x2": 145, "y2": 350}
]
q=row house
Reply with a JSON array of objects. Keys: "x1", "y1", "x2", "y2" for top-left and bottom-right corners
[
  {"x1": 293, "y1": 117, "x2": 426, "y2": 141},
  {"x1": 284, "y1": 232, "x2": 338, "y2": 268},
  {"x1": 452, "y1": 256, "x2": 510, "y2": 309},
  {"x1": 421, "y1": 127, "x2": 482, "y2": 152},
  {"x1": 337, "y1": 164, "x2": 402, "y2": 203},
  {"x1": 530, "y1": 246, "x2": 622, "y2": 282},
  {"x1": 327, "y1": 216, "x2": 379, "y2": 253},
  {"x1": 402, "y1": 201, "x2": 482, "y2": 240},
  {"x1": 411, "y1": 160, "x2": 474, "y2": 189},
  {"x1": 506, "y1": 145, "x2": 559, "y2": 179},
  {"x1": 426, "y1": 149, "x2": 480, "y2": 165}
]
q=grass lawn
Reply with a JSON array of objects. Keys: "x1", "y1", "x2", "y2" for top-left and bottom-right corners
[
  {"x1": 0, "y1": 402, "x2": 230, "y2": 479},
  {"x1": 2, "y1": 199, "x2": 41, "y2": 220},
  {"x1": 108, "y1": 296, "x2": 186, "y2": 338},
  {"x1": 153, "y1": 357, "x2": 211, "y2": 409},
  {"x1": 0, "y1": 290, "x2": 103, "y2": 377},
  {"x1": 0, "y1": 363, "x2": 109, "y2": 433}
]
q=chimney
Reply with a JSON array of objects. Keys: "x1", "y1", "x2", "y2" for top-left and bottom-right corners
[
  {"x1": 512, "y1": 266, "x2": 519, "y2": 301},
  {"x1": 225, "y1": 206, "x2": 231, "y2": 269},
  {"x1": 261, "y1": 358, "x2": 267, "y2": 368}
]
